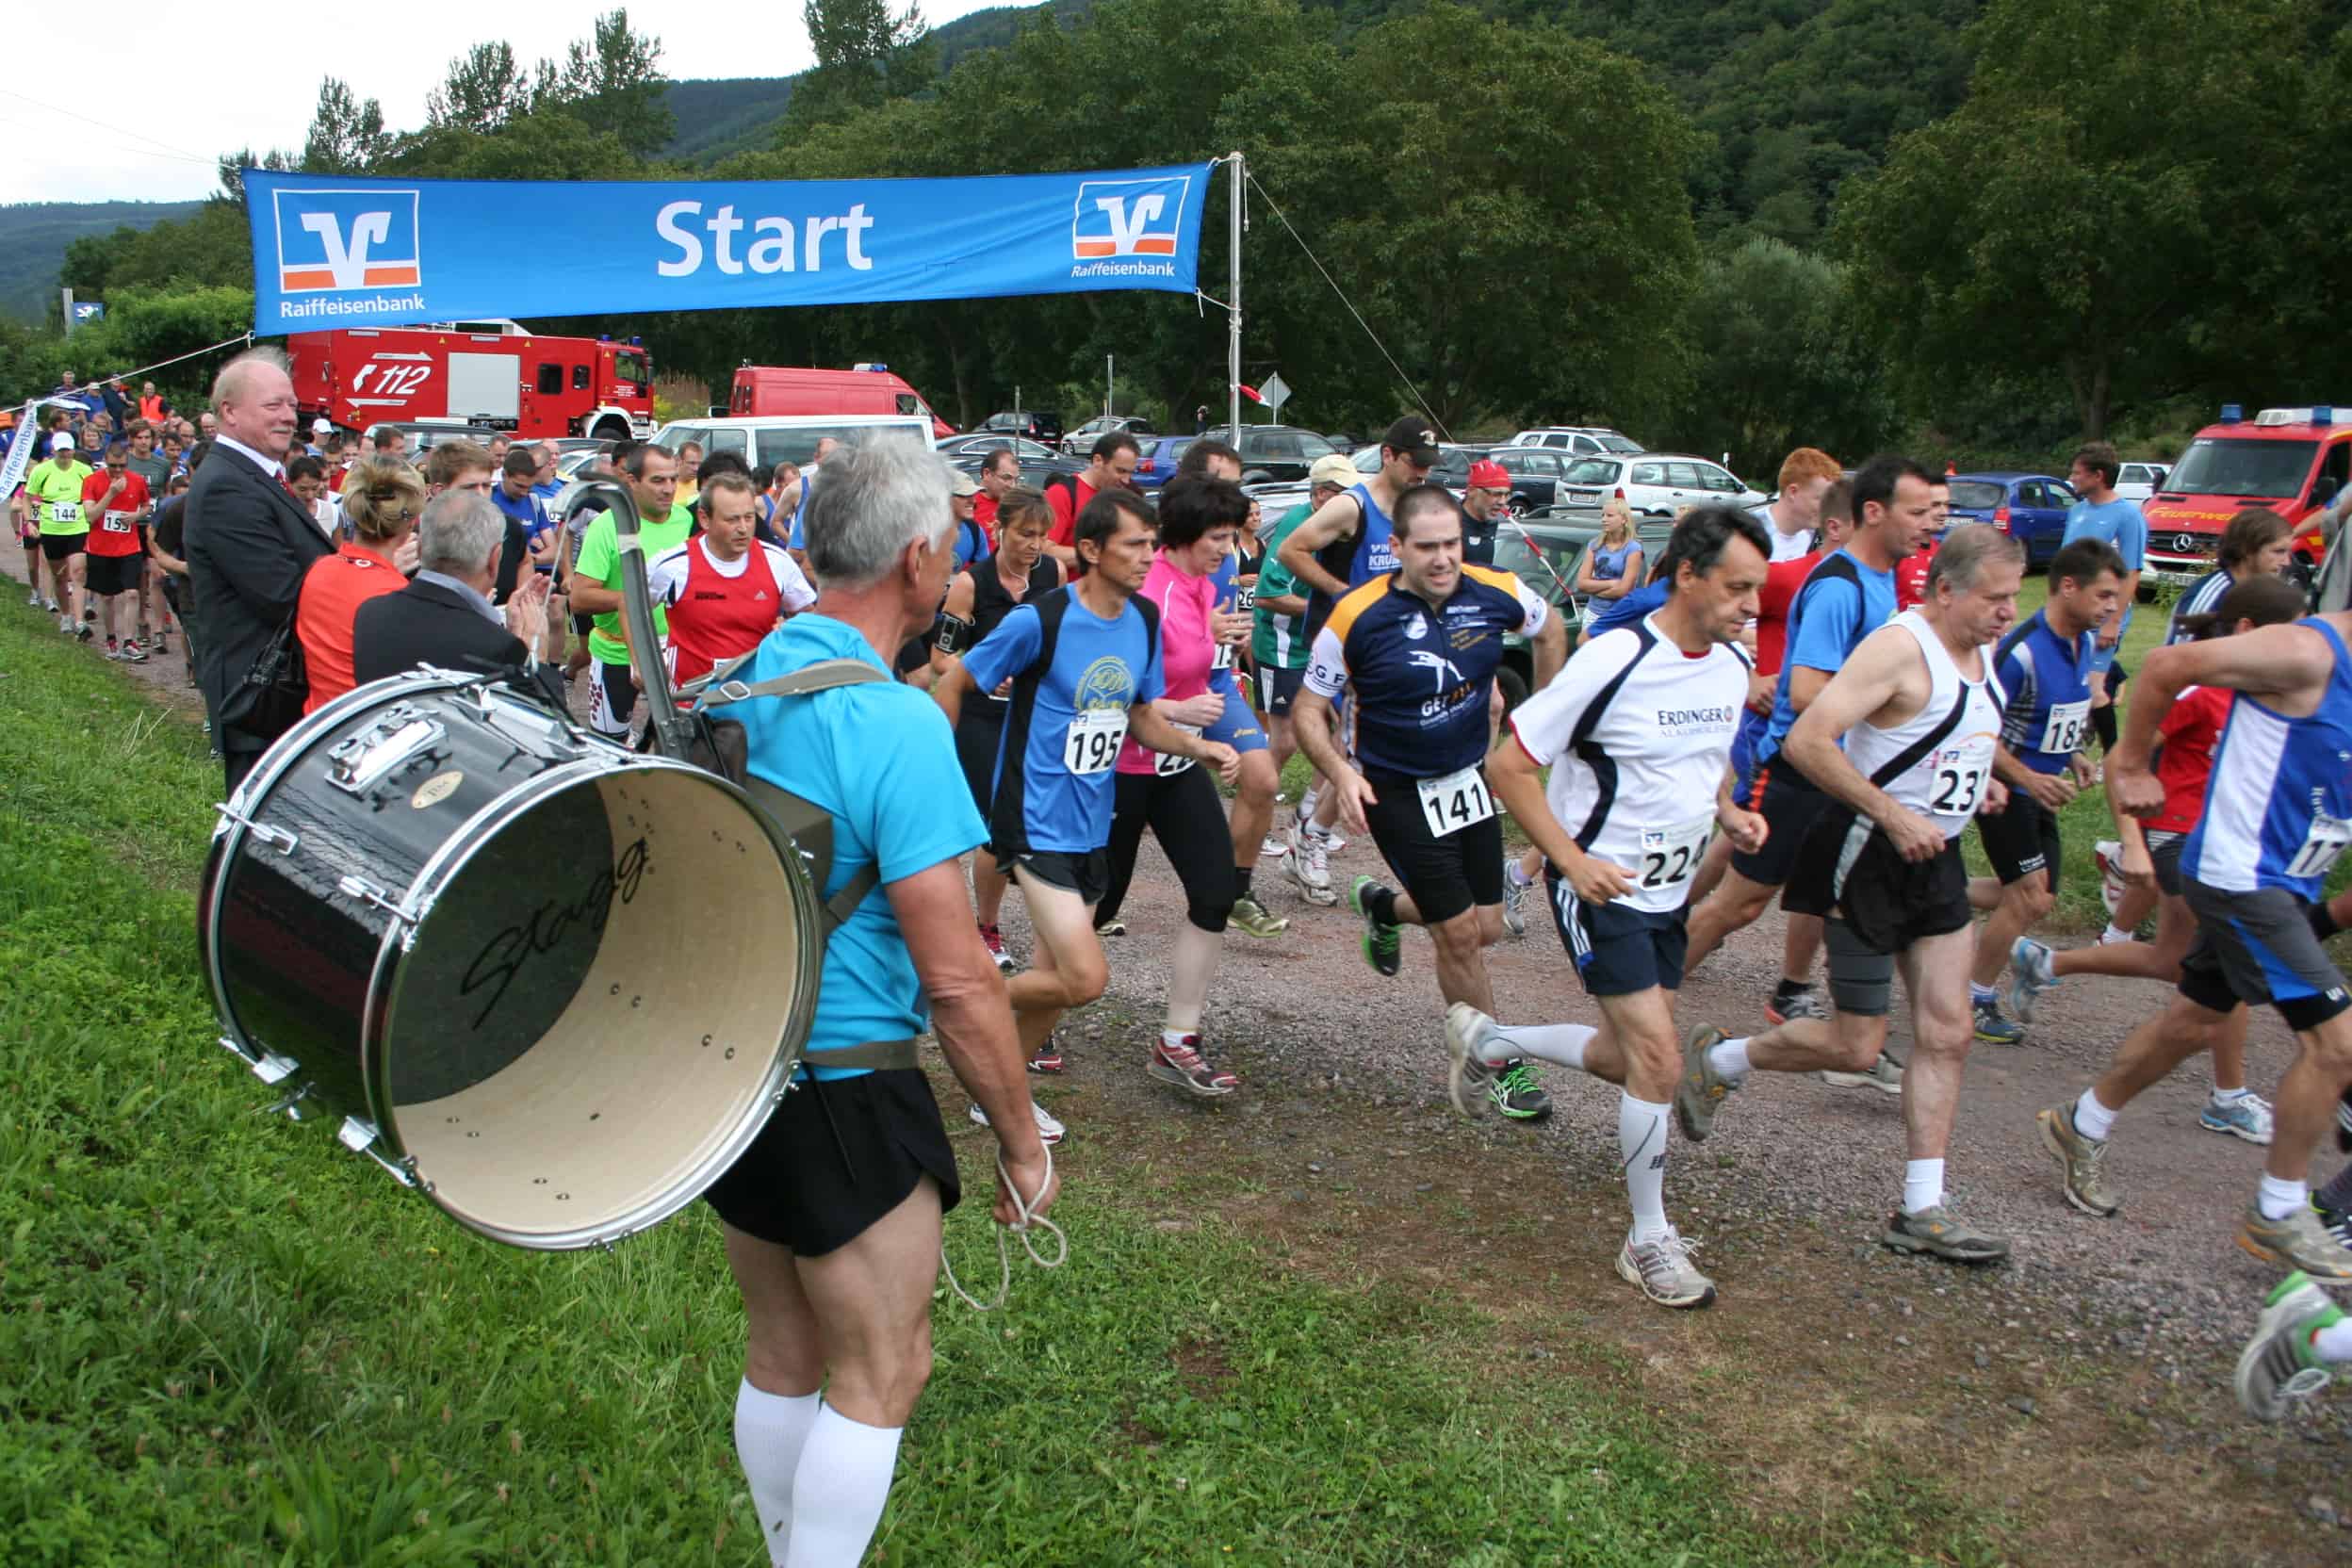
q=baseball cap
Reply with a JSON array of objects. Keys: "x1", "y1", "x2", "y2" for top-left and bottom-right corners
[
  {"x1": 1381, "y1": 416, "x2": 1441, "y2": 466},
  {"x1": 949, "y1": 469, "x2": 981, "y2": 498},
  {"x1": 1467, "y1": 459, "x2": 1511, "y2": 491},
  {"x1": 1308, "y1": 453, "x2": 1357, "y2": 490},
  {"x1": 312, "y1": 416, "x2": 333, "y2": 434},
  {"x1": 49, "y1": 432, "x2": 74, "y2": 453}
]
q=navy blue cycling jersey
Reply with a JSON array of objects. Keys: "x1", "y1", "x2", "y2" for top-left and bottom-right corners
[{"x1": 1992, "y1": 609, "x2": 2098, "y2": 773}]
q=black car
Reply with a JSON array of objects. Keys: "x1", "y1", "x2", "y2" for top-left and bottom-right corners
[
  {"x1": 1483, "y1": 446, "x2": 1570, "y2": 515},
  {"x1": 977, "y1": 409, "x2": 1064, "y2": 446},
  {"x1": 1228, "y1": 424, "x2": 1345, "y2": 484},
  {"x1": 946, "y1": 451, "x2": 1086, "y2": 491}
]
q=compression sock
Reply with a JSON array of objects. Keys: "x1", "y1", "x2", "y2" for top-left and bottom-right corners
[
  {"x1": 2316, "y1": 1164, "x2": 2352, "y2": 1215},
  {"x1": 1707, "y1": 1036, "x2": 1752, "y2": 1084},
  {"x1": 1488, "y1": 1021, "x2": 1597, "y2": 1071},
  {"x1": 1620, "y1": 1094, "x2": 1672, "y2": 1244},
  {"x1": 782, "y1": 1404, "x2": 903, "y2": 1568},
  {"x1": 2071, "y1": 1087, "x2": 2118, "y2": 1142},
  {"x1": 2259, "y1": 1174, "x2": 2310, "y2": 1222},
  {"x1": 734, "y1": 1380, "x2": 821, "y2": 1563},
  {"x1": 1902, "y1": 1158, "x2": 1946, "y2": 1217},
  {"x1": 2092, "y1": 705, "x2": 2118, "y2": 752}
]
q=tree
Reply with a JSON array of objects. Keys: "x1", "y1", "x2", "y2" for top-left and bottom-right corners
[
  {"x1": 779, "y1": 0, "x2": 937, "y2": 134},
  {"x1": 558, "y1": 9, "x2": 675, "y2": 158},
  {"x1": 1837, "y1": 0, "x2": 2344, "y2": 437},
  {"x1": 427, "y1": 41, "x2": 533, "y2": 134},
  {"x1": 302, "y1": 77, "x2": 391, "y2": 172},
  {"x1": 214, "y1": 148, "x2": 295, "y2": 202}
]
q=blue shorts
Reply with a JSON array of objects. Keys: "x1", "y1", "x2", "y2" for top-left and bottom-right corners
[
  {"x1": 1205, "y1": 671, "x2": 1267, "y2": 754},
  {"x1": 1729, "y1": 708, "x2": 1767, "y2": 801},
  {"x1": 1547, "y1": 873, "x2": 1688, "y2": 998}
]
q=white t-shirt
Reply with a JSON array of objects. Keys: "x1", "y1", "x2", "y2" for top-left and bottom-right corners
[
  {"x1": 645, "y1": 537, "x2": 816, "y2": 612},
  {"x1": 1754, "y1": 503, "x2": 1815, "y2": 563},
  {"x1": 1508, "y1": 612, "x2": 1749, "y2": 914}
]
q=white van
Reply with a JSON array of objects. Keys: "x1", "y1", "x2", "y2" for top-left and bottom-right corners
[{"x1": 651, "y1": 413, "x2": 936, "y2": 472}]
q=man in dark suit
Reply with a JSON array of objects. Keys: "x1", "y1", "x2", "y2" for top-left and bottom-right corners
[
  {"x1": 184, "y1": 351, "x2": 335, "y2": 792},
  {"x1": 353, "y1": 490, "x2": 561, "y2": 708}
]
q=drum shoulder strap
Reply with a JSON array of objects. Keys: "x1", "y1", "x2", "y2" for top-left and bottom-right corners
[{"x1": 700, "y1": 656, "x2": 885, "y2": 708}]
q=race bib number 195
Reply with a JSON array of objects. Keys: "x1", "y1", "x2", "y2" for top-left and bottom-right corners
[{"x1": 1064, "y1": 709, "x2": 1127, "y2": 775}]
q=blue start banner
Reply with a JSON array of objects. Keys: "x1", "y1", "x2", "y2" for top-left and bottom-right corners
[{"x1": 242, "y1": 165, "x2": 1216, "y2": 332}]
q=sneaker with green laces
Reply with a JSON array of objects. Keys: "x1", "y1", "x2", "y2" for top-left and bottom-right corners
[
  {"x1": 1228, "y1": 894, "x2": 1290, "y2": 939},
  {"x1": 1489, "y1": 1061, "x2": 1551, "y2": 1120},
  {"x1": 2235, "y1": 1272, "x2": 2341, "y2": 1422},
  {"x1": 1673, "y1": 1023, "x2": 1737, "y2": 1144},
  {"x1": 1348, "y1": 875, "x2": 1401, "y2": 977}
]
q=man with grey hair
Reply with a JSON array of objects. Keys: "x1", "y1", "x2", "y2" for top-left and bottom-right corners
[
  {"x1": 1679, "y1": 522, "x2": 2026, "y2": 1266},
  {"x1": 350, "y1": 490, "x2": 558, "y2": 705},
  {"x1": 184, "y1": 349, "x2": 335, "y2": 789},
  {"x1": 694, "y1": 436, "x2": 1060, "y2": 1567}
]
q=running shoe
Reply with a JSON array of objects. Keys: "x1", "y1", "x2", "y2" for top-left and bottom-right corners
[
  {"x1": 969, "y1": 1098, "x2": 1066, "y2": 1147},
  {"x1": 103, "y1": 637, "x2": 120, "y2": 659},
  {"x1": 1348, "y1": 875, "x2": 1400, "y2": 976},
  {"x1": 1095, "y1": 917, "x2": 1126, "y2": 938},
  {"x1": 153, "y1": 631, "x2": 169, "y2": 654},
  {"x1": 1150, "y1": 1035, "x2": 1239, "y2": 1098},
  {"x1": 82, "y1": 603, "x2": 95, "y2": 622},
  {"x1": 1490, "y1": 1062, "x2": 1551, "y2": 1120},
  {"x1": 2240, "y1": 1204, "x2": 2352, "y2": 1281},
  {"x1": 59, "y1": 616, "x2": 75, "y2": 635},
  {"x1": 1027, "y1": 1037, "x2": 1065, "y2": 1074},
  {"x1": 1499, "y1": 859, "x2": 1530, "y2": 939},
  {"x1": 2235, "y1": 1272, "x2": 2340, "y2": 1423},
  {"x1": 1971, "y1": 996, "x2": 2025, "y2": 1044},
  {"x1": 1617, "y1": 1227, "x2": 1715, "y2": 1309},
  {"x1": 75, "y1": 620, "x2": 92, "y2": 643},
  {"x1": 1881, "y1": 1205, "x2": 2011, "y2": 1264},
  {"x1": 42, "y1": 597, "x2": 57, "y2": 613},
  {"x1": 2200, "y1": 1092, "x2": 2275, "y2": 1146},
  {"x1": 23, "y1": 589, "x2": 37, "y2": 606},
  {"x1": 2094, "y1": 839, "x2": 2125, "y2": 918},
  {"x1": 1259, "y1": 832, "x2": 1290, "y2": 859},
  {"x1": 2318, "y1": 1197, "x2": 2352, "y2": 1251},
  {"x1": 1820, "y1": 1049, "x2": 1903, "y2": 1094},
  {"x1": 1443, "y1": 1002, "x2": 1502, "y2": 1118},
  {"x1": 1674, "y1": 1023, "x2": 1736, "y2": 1143},
  {"x1": 122, "y1": 640, "x2": 147, "y2": 663},
  {"x1": 1284, "y1": 823, "x2": 1337, "y2": 906},
  {"x1": 2036, "y1": 1102, "x2": 2119, "y2": 1217},
  {"x1": 1764, "y1": 985, "x2": 1827, "y2": 1026},
  {"x1": 2007, "y1": 937, "x2": 2058, "y2": 1022},
  {"x1": 1228, "y1": 895, "x2": 1290, "y2": 939},
  {"x1": 977, "y1": 921, "x2": 1015, "y2": 973}
]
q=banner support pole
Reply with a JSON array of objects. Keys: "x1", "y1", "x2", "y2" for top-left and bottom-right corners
[{"x1": 1226, "y1": 151, "x2": 1245, "y2": 449}]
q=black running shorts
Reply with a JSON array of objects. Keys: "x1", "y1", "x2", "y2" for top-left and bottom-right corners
[
  {"x1": 703, "y1": 1068, "x2": 962, "y2": 1257},
  {"x1": 1783, "y1": 808, "x2": 1970, "y2": 954},
  {"x1": 1003, "y1": 847, "x2": 1111, "y2": 907},
  {"x1": 1729, "y1": 760, "x2": 1833, "y2": 888},
  {"x1": 1362, "y1": 763, "x2": 1503, "y2": 926},
  {"x1": 2177, "y1": 879, "x2": 2352, "y2": 1031},
  {"x1": 1978, "y1": 788, "x2": 2062, "y2": 890},
  {"x1": 84, "y1": 553, "x2": 143, "y2": 596},
  {"x1": 39, "y1": 531, "x2": 87, "y2": 564}
]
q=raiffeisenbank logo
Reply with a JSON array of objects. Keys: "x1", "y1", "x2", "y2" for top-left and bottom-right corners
[
  {"x1": 271, "y1": 187, "x2": 427, "y2": 321},
  {"x1": 1070, "y1": 175, "x2": 1189, "y2": 279}
]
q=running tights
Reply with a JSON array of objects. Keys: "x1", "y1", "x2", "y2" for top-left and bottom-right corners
[{"x1": 1095, "y1": 764, "x2": 1237, "y2": 933}]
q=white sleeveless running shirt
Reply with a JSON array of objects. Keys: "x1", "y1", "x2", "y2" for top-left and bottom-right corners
[{"x1": 1840, "y1": 611, "x2": 2004, "y2": 841}]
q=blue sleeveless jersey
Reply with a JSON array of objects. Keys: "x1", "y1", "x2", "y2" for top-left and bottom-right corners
[{"x1": 2186, "y1": 617, "x2": 2352, "y2": 898}]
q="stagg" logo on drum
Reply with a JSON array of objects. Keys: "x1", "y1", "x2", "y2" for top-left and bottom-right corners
[{"x1": 460, "y1": 837, "x2": 649, "y2": 1028}]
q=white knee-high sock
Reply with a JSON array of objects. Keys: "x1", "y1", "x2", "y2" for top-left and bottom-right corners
[
  {"x1": 735, "y1": 1380, "x2": 822, "y2": 1564},
  {"x1": 782, "y1": 1403, "x2": 905, "y2": 1568},
  {"x1": 1620, "y1": 1093, "x2": 1672, "y2": 1244},
  {"x1": 1488, "y1": 1021, "x2": 1597, "y2": 1071}
]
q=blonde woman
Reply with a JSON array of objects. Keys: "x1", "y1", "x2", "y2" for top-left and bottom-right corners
[
  {"x1": 1576, "y1": 498, "x2": 1643, "y2": 602},
  {"x1": 296, "y1": 457, "x2": 424, "y2": 713}
]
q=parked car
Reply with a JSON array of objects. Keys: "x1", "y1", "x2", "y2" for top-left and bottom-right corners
[
  {"x1": 945, "y1": 451, "x2": 1086, "y2": 490},
  {"x1": 1482, "y1": 446, "x2": 1568, "y2": 514},
  {"x1": 1553, "y1": 454, "x2": 1765, "y2": 517},
  {"x1": 1506, "y1": 426, "x2": 1644, "y2": 457},
  {"x1": 651, "y1": 413, "x2": 937, "y2": 472},
  {"x1": 976, "y1": 409, "x2": 1064, "y2": 445},
  {"x1": 1942, "y1": 472, "x2": 2082, "y2": 565},
  {"x1": 1224, "y1": 424, "x2": 1344, "y2": 484},
  {"x1": 364, "y1": 418, "x2": 503, "y2": 453},
  {"x1": 2115, "y1": 461, "x2": 2168, "y2": 504},
  {"x1": 1490, "y1": 512, "x2": 1673, "y2": 710},
  {"x1": 1350, "y1": 441, "x2": 1477, "y2": 492},
  {"x1": 1059, "y1": 414, "x2": 1155, "y2": 455},
  {"x1": 1135, "y1": 435, "x2": 1197, "y2": 492},
  {"x1": 938, "y1": 433, "x2": 1062, "y2": 463}
]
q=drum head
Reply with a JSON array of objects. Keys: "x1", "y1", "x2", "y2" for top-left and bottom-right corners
[{"x1": 377, "y1": 760, "x2": 817, "y2": 1249}]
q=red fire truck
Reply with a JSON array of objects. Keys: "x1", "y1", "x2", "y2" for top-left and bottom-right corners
[
  {"x1": 287, "y1": 320, "x2": 656, "y2": 442},
  {"x1": 2143, "y1": 403, "x2": 2352, "y2": 593}
]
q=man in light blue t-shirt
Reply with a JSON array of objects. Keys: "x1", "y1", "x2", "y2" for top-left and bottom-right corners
[
  {"x1": 693, "y1": 438, "x2": 1058, "y2": 1568},
  {"x1": 2060, "y1": 440, "x2": 2146, "y2": 751}
]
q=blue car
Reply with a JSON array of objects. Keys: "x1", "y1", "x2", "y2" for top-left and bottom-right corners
[
  {"x1": 1946, "y1": 471, "x2": 2081, "y2": 565},
  {"x1": 1133, "y1": 435, "x2": 1197, "y2": 492}
]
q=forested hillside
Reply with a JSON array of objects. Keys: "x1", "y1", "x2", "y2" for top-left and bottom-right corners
[{"x1": 0, "y1": 203, "x2": 204, "y2": 324}]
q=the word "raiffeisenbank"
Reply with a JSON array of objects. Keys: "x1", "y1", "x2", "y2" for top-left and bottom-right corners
[{"x1": 654, "y1": 202, "x2": 877, "y2": 275}]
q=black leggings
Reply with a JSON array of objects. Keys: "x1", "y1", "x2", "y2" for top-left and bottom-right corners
[{"x1": 1095, "y1": 764, "x2": 1237, "y2": 933}]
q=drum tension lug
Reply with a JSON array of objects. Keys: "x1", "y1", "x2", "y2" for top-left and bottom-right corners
[
  {"x1": 337, "y1": 874, "x2": 417, "y2": 926},
  {"x1": 214, "y1": 804, "x2": 298, "y2": 856},
  {"x1": 218, "y1": 1035, "x2": 299, "y2": 1086},
  {"x1": 260, "y1": 1083, "x2": 314, "y2": 1121},
  {"x1": 337, "y1": 1116, "x2": 424, "y2": 1190}
]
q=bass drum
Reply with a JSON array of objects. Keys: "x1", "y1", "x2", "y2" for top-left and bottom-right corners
[{"x1": 199, "y1": 668, "x2": 821, "y2": 1250}]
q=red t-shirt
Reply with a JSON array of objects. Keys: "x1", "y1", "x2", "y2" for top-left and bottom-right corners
[
  {"x1": 1045, "y1": 475, "x2": 1100, "y2": 546},
  {"x1": 973, "y1": 492, "x2": 1000, "y2": 550},
  {"x1": 2145, "y1": 684, "x2": 2233, "y2": 835},
  {"x1": 1754, "y1": 548, "x2": 1822, "y2": 676},
  {"x1": 1894, "y1": 537, "x2": 1939, "y2": 612},
  {"x1": 80, "y1": 469, "x2": 152, "y2": 557},
  {"x1": 298, "y1": 543, "x2": 407, "y2": 713}
]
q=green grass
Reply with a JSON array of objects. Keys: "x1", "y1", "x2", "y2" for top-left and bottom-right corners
[{"x1": 0, "y1": 601, "x2": 1995, "y2": 1565}]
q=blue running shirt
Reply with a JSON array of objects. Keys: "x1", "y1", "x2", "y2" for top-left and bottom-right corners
[{"x1": 1757, "y1": 549, "x2": 1897, "y2": 770}]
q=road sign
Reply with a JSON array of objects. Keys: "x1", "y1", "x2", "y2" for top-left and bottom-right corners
[{"x1": 1259, "y1": 372, "x2": 1290, "y2": 413}]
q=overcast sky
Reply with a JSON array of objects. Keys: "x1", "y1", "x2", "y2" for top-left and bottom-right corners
[{"x1": 0, "y1": 1, "x2": 1004, "y2": 205}]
